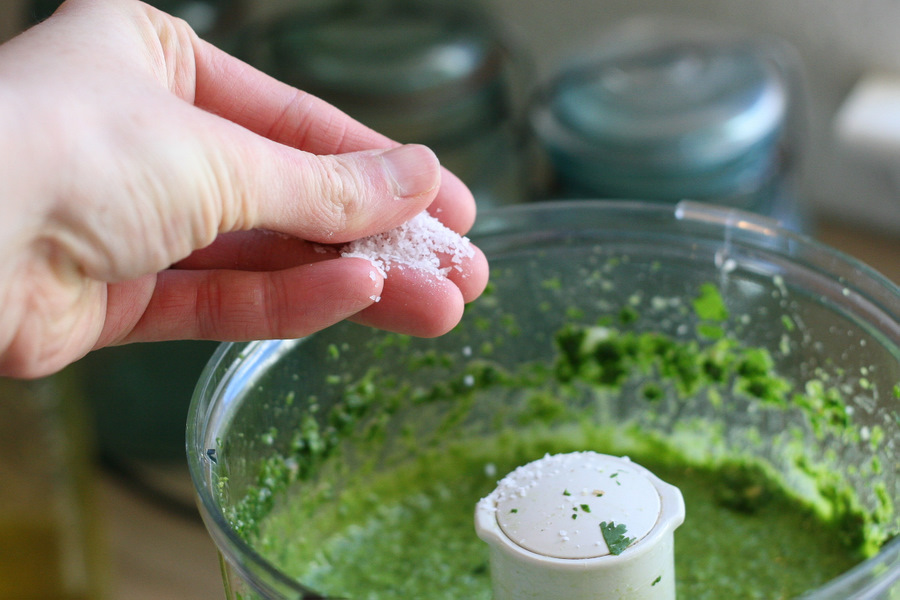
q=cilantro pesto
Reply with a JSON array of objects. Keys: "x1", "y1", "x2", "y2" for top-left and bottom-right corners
[
  {"x1": 214, "y1": 277, "x2": 897, "y2": 599},
  {"x1": 250, "y1": 434, "x2": 869, "y2": 600}
]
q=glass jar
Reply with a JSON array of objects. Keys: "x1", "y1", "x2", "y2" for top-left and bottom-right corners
[
  {"x1": 27, "y1": 0, "x2": 245, "y2": 38},
  {"x1": 231, "y1": 0, "x2": 531, "y2": 208},
  {"x1": 530, "y1": 17, "x2": 808, "y2": 231},
  {"x1": 0, "y1": 373, "x2": 105, "y2": 600}
]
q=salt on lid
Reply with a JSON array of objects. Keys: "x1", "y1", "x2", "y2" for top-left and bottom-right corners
[
  {"x1": 475, "y1": 451, "x2": 685, "y2": 600},
  {"x1": 341, "y1": 211, "x2": 474, "y2": 279},
  {"x1": 485, "y1": 452, "x2": 661, "y2": 559}
]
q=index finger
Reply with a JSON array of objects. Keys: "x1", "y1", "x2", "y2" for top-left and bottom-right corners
[{"x1": 189, "y1": 38, "x2": 477, "y2": 233}]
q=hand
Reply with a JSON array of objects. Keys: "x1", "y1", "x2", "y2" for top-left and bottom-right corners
[{"x1": 0, "y1": 0, "x2": 489, "y2": 378}]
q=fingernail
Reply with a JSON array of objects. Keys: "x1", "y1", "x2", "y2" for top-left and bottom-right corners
[{"x1": 379, "y1": 144, "x2": 440, "y2": 199}]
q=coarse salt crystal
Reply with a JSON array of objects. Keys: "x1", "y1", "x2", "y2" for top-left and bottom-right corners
[{"x1": 340, "y1": 211, "x2": 474, "y2": 279}]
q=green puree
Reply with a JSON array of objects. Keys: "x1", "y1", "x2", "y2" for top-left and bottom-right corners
[
  {"x1": 224, "y1": 281, "x2": 895, "y2": 599},
  {"x1": 254, "y1": 434, "x2": 864, "y2": 600}
]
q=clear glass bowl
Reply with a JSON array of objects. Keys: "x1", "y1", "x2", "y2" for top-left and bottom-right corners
[{"x1": 188, "y1": 201, "x2": 900, "y2": 599}]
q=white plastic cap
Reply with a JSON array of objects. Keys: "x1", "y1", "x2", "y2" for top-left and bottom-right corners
[{"x1": 476, "y1": 452, "x2": 685, "y2": 600}]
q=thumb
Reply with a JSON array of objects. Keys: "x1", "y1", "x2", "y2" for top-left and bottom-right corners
[{"x1": 251, "y1": 143, "x2": 442, "y2": 244}]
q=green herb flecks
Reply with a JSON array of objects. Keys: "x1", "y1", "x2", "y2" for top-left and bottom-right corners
[
  {"x1": 781, "y1": 315, "x2": 796, "y2": 332},
  {"x1": 600, "y1": 521, "x2": 635, "y2": 555},
  {"x1": 694, "y1": 283, "x2": 729, "y2": 339},
  {"x1": 552, "y1": 321, "x2": 855, "y2": 439},
  {"x1": 693, "y1": 283, "x2": 729, "y2": 321}
]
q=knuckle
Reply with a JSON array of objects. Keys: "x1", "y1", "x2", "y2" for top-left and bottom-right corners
[{"x1": 313, "y1": 158, "x2": 368, "y2": 233}]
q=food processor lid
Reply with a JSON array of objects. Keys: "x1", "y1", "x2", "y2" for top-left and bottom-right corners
[
  {"x1": 537, "y1": 35, "x2": 789, "y2": 173},
  {"x1": 266, "y1": 1, "x2": 503, "y2": 106},
  {"x1": 476, "y1": 451, "x2": 684, "y2": 599},
  {"x1": 488, "y1": 453, "x2": 668, "y2": 559}
]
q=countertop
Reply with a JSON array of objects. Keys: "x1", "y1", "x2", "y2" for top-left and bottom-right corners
[
  {"x1": 101, "y1": 472, "x2": 222, "y2": 600},
  {"x1": 101, "y1": 218, "x2": 900, "y2": 600}
]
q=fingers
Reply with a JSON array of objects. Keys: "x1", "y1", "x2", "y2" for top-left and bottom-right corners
[
  {"x1": 204, "y1": 110, "x2": 443, "y2": 243},
  {"x1": 350, "y1": 246, "x2": 490, "y2": 337},
  {"x1": 174, "y1": 230, "x2": 337, "y2": 271},
  {"x1": 117, "y1": 258, "x2": 385, "y2": 343},
  {"x1": 108, "y1": 235, "x2": 487, "y2": 344},
  {"x1": 350, "y1": 270, "x2": 465, "y2": 338},
  {"x1": 279, "y1": 144, "x2": 442, "y2": 242},
  {"x1": 442, "y1": 244, "x2": 490, "y2": 303},
  {"x1": 175, "y1": 230, "x2": 488, "y2": 307},
  {"x1": 191, "y1": 38, "x2": 386, "y2": 154},
  {"x1": 189, "y1": 38, "x2": 476, "y2": 234},
  {"x1": 112, "y1": 252, "x2": 486, "y2": 344}
]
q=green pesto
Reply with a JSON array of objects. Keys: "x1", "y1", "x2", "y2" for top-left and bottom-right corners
[
  {"x1": 252, "y1": 433, "x2": 868, "y2": 600},
  {"x1": 217, "y1": 279, "x2": 897, "y2": 598},
  {"x1": 222, "y1": 313, "x2": 890, "y2": 559}
]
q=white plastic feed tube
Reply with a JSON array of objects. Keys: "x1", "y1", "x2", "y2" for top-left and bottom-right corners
[{"x1": 476, "y1": 452, "x2": 685, "y2": 600}]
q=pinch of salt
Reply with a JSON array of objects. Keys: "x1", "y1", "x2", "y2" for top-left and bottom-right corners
[{"x1": 340, "y1": 211, "x2": 474, "y2": 279}]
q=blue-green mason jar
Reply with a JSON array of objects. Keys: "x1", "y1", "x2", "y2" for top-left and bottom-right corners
[
  {"x1": 230, "y1": 0, "x2": 531, "y2": 208},
  {"x1": 530, "y1": 17, "x2": 807, "y2": 231}
]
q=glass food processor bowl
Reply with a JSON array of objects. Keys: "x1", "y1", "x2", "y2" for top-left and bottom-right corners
[{"x1": 188, "y1": 201, "x2": 900, "y2": 600}]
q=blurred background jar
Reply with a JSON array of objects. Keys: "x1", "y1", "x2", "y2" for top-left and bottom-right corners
[
  {"x1": 227, "y1": 0, "x2": 534, "y2": 208},
  {"x1": 529, "y1": 17, "x2": 809, "y2": 231},
  {"x1": 0, "y1": 373, "x2": 105, "y2": 600}
]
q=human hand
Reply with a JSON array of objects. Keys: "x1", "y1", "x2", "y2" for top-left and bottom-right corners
[{"x1": 0, "y1": 0, "x2": 488, "y2": 378}]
